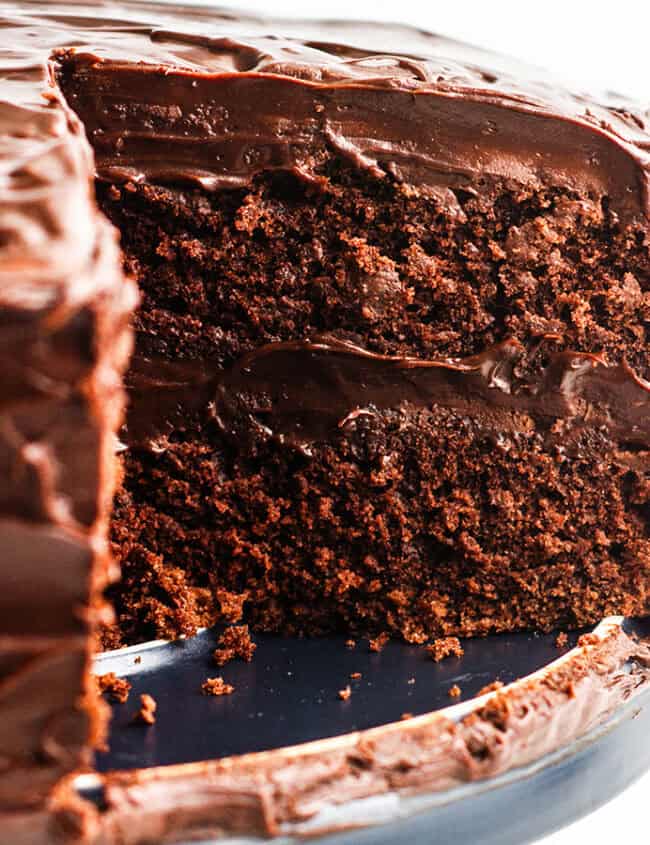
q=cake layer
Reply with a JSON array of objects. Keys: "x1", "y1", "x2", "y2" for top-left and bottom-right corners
[
  {"x1": 101, "y1": 171, "x2": 650, "y2": 644},
  {"x1": 111, "y1": 380, "x2": 650, "y2": 644}
]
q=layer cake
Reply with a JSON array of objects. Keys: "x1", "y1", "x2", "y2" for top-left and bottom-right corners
[{"x1": 1, "y1": 1, "x2": 650, "y2": 838}]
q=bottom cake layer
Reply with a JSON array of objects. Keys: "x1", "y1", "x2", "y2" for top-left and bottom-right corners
[{"x1": 107, "y1": 339, "x2": 650, "y2": 646}]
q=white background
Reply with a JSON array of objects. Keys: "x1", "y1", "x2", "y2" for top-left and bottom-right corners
[{"x1": 174, "y1": 1, "x2": 649, "y2": 841}]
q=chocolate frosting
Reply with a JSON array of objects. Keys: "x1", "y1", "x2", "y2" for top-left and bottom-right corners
[
  {"x1": 213, "y1": 336, "x2": 650, "y2": 453},
  {"x1": 0, "y1": 0, "x2": 137, "y2": 818},
  {"x1": 93, "y1": 620, "x2": 650, "y2": 843},
  {"x1": 124, "y1": 333, "x2": 650, "y2": 465},
  {"x1": 1, "y1": 2, "x2": 649, "y2": 223}
]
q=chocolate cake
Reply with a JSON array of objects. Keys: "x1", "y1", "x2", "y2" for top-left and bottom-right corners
[
  {"x1": 51, "y1": 1, "x2": 650, "y2": 648},
  {"x1": 2, "y1": 1, "x2": 650, "y2": 839}
]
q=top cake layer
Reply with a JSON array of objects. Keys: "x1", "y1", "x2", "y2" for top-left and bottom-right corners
[{"x1": 2, "y1": 0, "x2": 650, "y2": 228}]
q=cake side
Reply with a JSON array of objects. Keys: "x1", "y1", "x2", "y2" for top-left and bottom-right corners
[
  {"x1": 95, "y1": 174, "x2": 650, "y2": 643},
  {"x1": 0, "y1": 45, "x2": 137, "y2": 827}
]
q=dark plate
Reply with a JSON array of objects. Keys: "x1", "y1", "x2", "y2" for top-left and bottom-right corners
[{"x1": 90, "y1": 617, "x2": 650, "y2": 844}]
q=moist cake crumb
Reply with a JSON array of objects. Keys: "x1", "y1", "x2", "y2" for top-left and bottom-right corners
[
  {"x1": 578, "y1": 633, "x2": 601, "y2": 648},
  {"x1": 427, "y1": 637, "x2": 464, "y2": 663},
  {"x1": 448, "y1": 684, "x2": 462, "y2": 698},
  {"x1": 345, "y1": 640, "x2": 356, "y2": 649},
  {"x1": 202, "y1": 677, "x2": 235, "y2": 696},
  {"x1": 478, "y1": 680, "x2": 505, "y2": 697},
  {"x1": 556, "y1": 632, "x2": 569, "y2": 649},
  {"x1": 350, "y1": 672, "x2": 362, "y2": 680},
  {"x1": 400, "y1": 712, "x2": 414, "y2": 720},
  {"x1": 215, "y1": 589, "x2": 248, "y2": 624},
  {"x1": 338, "y1": 686, "x2": 352, "y2": 701},
  {"x1": 134, "y1": 693, "x2": 157, "y2": 725},
  {"x1": 96, "y1": 672, "x2": 132, "y2": 704},
  {"x1": 368, "y1": 633, "x2": 389, "y2": 653},
  {"x1": 213, "y1": 625, "x2": 257, "y2": 666}
]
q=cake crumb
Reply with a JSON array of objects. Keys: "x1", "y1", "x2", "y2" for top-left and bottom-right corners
[
  {"x1": 555, "y1": 632, "x2": 569, "y2": 649},
  {"x1": 338, "y1": 685, "x2": 352, "y2": 701},
  {"x1": 400, "y1": 712, "x2": 413, "y2": 720},
  {"x1": 215, "y1": 588, "x2": 247, "y2": 624},
  {"x1": 202, "y1": 677, "x2": 234, "y2": 697},
  {"x1": 96, "y1": 672, "x2": 131, "y2": 704},
  {"x1": 345, "y1": 639, "x2": 356, "y2": 649},
  {"x1": 478, "y1": 680, "x2": 504, "y2": 697},
  {"x1": 578, "y1": 632, "x2": 600, "y2": 648},
  {"x1": 448, "y1": 684, "x2": 462, "y2": 698},
  {"x1": 134, "y1": 656, "x2": 142, "y2": 665},
  {"x1": 368, "y1": 632, "x2": 389, "y2": 653},
  {"x1": 350, "y1": 672, "x2": 362, "y2": 680},
  {"x1": 133, "y1": 693, "x2": 157, "y2": 725},
  {"x1": 427, "y1": 637, "x2": 464, "y2": 663},
  {"x1": 213, "y1": 625, "x2": 257, "y2": 666}
]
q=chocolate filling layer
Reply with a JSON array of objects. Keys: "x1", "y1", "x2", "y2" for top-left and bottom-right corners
[{"x1": 125, "y1": 337, "x2": 650, "y2": 458}]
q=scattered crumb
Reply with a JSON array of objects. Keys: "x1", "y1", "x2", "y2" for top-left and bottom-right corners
[
  {"x1": 477, "y1": 680, "x2": 504, "y2": 697},
  {"x1": 345, "y1": 639, "x2": 356, "y2": 649},
  {"x1": 96, "y1": 672, "x2": 132, "y2": 704},
  {"x1": 350, "y1": 672, "x2": 362, "y2": 680},
  {"x1": 407, "y1": 677, "x2": 415, "y2": 685},
  {"x1": 133, "y1": 693, "x2": 157, "y2": 725},
  {"x1": 448, "y1": 684, "x2": 462, "y2": 698},
  {"x1": 400, "y1": 712, "x2": 413, "y2": 721},
  {"x1": 202, "y1": 677, "x2": 235, "y2": 697},
  {"x1": 368, "y1": 632, "x2": 389, "y2": 653},
  {"x1": 213, "y1": 625, "x2": 257, "y2": 666},
  {"x1": 338, "y1": 685, "x2": 352, "y2": 701},
  {"x1": 215, "y1": 588, "x2": 248, "y2": 624},
  {"x1": 578, "y1": 632, "x2": 599, "y2": 648},
  {"x1": 134, "y1": 656, "x2": 142, "y2": 665},
  {"x1": 427, "y1": 637, "x2": 464, "y2": 663},
  {"x1": 555, "y1": 632, "x2": 569, "y2": 650}
]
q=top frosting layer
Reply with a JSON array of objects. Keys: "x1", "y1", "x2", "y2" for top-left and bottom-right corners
[{"x1": 2, "y1": 0, "x2": 650, "y2": 230}]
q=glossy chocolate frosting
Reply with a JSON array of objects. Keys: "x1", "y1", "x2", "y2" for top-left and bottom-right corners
[
  {"x1": 90, "y1": 620, "x2": 650, "y2": 843},
  {"x1": 213, "y1": 336, "x2": 650, "y2": 454},
  {"x1": 1, "y1": 1, "x2": 649, "y2": 223},
  {"x1": 0, "y1": 0, "x2": 136, "y2": 819}
]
